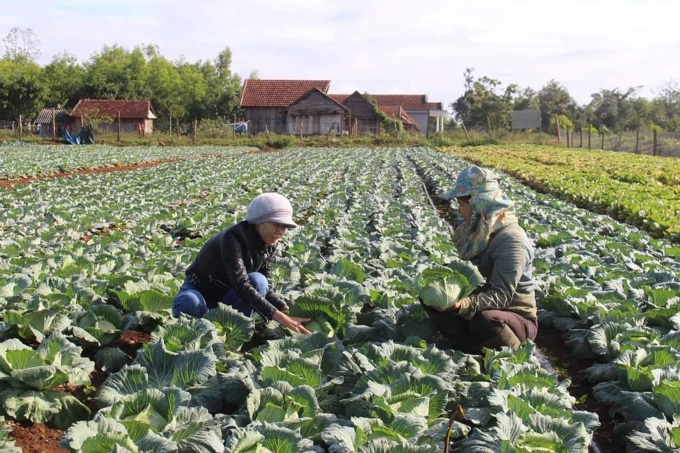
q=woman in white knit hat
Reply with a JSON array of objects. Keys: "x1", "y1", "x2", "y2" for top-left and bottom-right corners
[{"x1": 173, "y1": 192, "x2": 311, "y2": 334}]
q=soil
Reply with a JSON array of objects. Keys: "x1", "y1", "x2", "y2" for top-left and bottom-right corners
[
  {"x1": 535, "y1": 326, "x2": 626, "y2": 453},
  {"x1": 0, "y1": 158, "x2": 180, "y2": 188},
  {"x1": 238, "y1": 147, "x2": 282, "y2": 155},
  {"x1": 4, "y1": 420, "x2": 67, "y2": 453},
  {"x1": 53, "y1": 369, "x2": 109, "y2": 415},
  {"x1": 112, "y1": 329, "x2": 151, "y2": 359},
  {"x1": 80, "y1": 223, "x2": 128, "y2": 242}
]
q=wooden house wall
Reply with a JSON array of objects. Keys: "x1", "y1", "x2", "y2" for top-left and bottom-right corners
[
  {"x1": 72, "y1": 118, "x2": 153, "y2": 135},
  {"x1": 343, "y1": 92, "x2": 380, "y2": 135},
  {"x1": 286, "y1": 114, "x2": 344, "y2": 135},
  {"x1": 244, "y1": 107, "x2": 287, "y2": 134}
]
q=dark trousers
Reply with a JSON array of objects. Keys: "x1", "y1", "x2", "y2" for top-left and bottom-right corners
[{"x1": 427, "y1": 307, "x2": 538, "y2": 354}]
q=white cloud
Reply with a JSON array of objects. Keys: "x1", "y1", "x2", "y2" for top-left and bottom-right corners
[{"x1": 0, "y1": 0, "x2": 678, "y2": 106}]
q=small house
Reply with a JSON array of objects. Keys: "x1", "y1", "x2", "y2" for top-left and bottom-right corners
[
  {"x1": 34, "y1": 108, "x2": 72, "y2": 138},
  {"x1": 286, "y1": 88, "x2": 348, "y2": 135},
  {"x1": 331, "y1": 93, "x2": 445, "y2": 135},
  {"x1": 239, "y1": 80, "x2": 331, "y2": 134},
  {"x1": 70, "y1": 99, "x2": 156, "y2": 135}
]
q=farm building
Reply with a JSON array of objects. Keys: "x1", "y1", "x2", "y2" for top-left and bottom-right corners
[
  {"x1": 286, "y1": 88, "x2": 348, "y2": 135},
  {"x1": 239, "y1": 79, "x2": 441, "y2": 136},
  {"x1": 376, "y1": 105, "x2": 420, "y2": 133},
  {"x1": 34, "y1": 108, "x2": 72, "y2": 138},
  {"x1": 327, "y1": 92, "x2": 420, "y2": 134},
  {"x1": 330, "y1": 94, "x2": 445, "y2": 135},
  {"x1": 70, "y1": 99, "x2": 156, "y2": 135},
  {"x1": 335, "y1": 91, "x2": 381, "y2": 135},
  {"x1": 240, "y1": 80, "x2": 331, "y2": 134}
]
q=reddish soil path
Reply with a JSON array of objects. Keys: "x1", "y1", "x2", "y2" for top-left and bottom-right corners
[
  {"x1": 0, "y1": 158, "x2": 181, "y2": 188},
  {"x1": 0, "y1": 151, "x2": 239, "y2": 189}
]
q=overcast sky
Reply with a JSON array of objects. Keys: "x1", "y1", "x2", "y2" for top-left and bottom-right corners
[{"x1": 1, "y1": 0, "x2": 678, "y2": 108}]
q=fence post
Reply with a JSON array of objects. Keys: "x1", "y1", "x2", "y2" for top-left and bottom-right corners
[
  {"x1": 601, "y1": 132, "x2": 605, "y2": 150},
  {"x1": 354, "y1": 118, "x2": 358, "y2": 138},
  {"x1": 566, "y1": 128, "x2": 571, "y2": 148},
  {"x1": 169, "y1": 112, "x2": 172, "y2": 135},
  {"x1": 635, "y1": 125, "x2": 640, "y2": 154},
  {"x1": 347, "y1": 110, "x2": 351, "y2": 137},
  {"x1": 555, "y1": 114, "x2": 561, "y2": 143},
  {"x1": 461, "y1": 120, "x2": 470, "y2": 141},
  {"x1": 18, "y1": 115, "x2": 22, "y2": 140},
  {"x1": 117, "y1": 111, "x2": 121, "y2": 142},
  {"x1": 588, "y1": 126, "x2": 591, "y2": 149},
  {"x1": 193, "y1": 120, "x2": 197, "y2": 142},
  {"x1": 580, "y1": 123, "x2": 583, "y2": 148},
  {"x1": 52, "y1": 108, "x2": 56, "y2": 142},
  {"x1": 653, "y1": 129, "x2": 658, "y2": 156},
  {"x1": 176, "y1": 118, "x2": 180, "y2": 138}
]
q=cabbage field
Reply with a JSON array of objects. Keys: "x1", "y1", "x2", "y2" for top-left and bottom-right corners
[{"x1": 0, "y1": 145, "x2": 679, "y2": 452}]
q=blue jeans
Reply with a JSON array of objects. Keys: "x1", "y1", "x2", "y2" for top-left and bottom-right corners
[{"x1": 172, "y1": 272, "x2": 268, "y2": 318}]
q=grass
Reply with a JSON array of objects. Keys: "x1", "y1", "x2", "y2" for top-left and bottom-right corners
[{"x1": 0, "y1": 129, "x2": 563, "y2": 149}]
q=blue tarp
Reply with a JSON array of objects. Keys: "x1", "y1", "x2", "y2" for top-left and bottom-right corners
[
  {"x1": 65, "y1": 126, "x2": 95, "y2": 145},
  {"x1": 230, "y1": 122, "x2": 249, "y2": 134}
]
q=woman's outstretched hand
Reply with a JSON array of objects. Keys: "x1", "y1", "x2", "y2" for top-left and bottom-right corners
[{"x1": 273, "y1": 310, "x2": 311, "y2": 334}]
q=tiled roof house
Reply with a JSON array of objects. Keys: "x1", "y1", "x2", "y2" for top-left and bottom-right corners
[{"x1": 70, "y1": 99, "x2": 156, "y2": 135}]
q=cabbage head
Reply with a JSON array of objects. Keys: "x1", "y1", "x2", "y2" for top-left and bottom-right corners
[{"x1": 416, "y1": 261, "x2": 484, "y2": 310}]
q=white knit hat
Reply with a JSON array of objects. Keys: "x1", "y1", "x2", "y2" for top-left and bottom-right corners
[{"x1": 246, "y1": 193, "x2": 297, "y2": 228}]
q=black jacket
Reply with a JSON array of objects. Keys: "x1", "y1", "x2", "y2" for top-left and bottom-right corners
[{"x1": 185, "y1": 221, "x2": 287, "y2": 319}]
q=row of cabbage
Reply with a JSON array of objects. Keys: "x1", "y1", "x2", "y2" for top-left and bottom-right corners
[
  {"x1": 0, "y1": 144, "x2": 249, "y2": 179},
  {"x1": 0, "y1": 147, "x2": 598, "y2": 452},
  {"x1": 409, "y1": 147, "x2": 680, "y2": 452}
]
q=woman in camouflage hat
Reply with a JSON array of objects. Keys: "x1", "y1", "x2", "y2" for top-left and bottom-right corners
[{"x1": 424, "y1": 165, "x2": 538, "y2": 351}]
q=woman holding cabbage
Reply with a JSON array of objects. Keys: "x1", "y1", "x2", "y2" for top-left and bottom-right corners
[{"x1": 419, "y1": 165, "x2": 537, "y2": 352}]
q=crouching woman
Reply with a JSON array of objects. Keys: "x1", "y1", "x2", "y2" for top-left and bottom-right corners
[
  {"x1": 425, "y1": 166, "x2": 538, "y2": 352},
  {"x1": 173, "y1": 192, "x2": 311, "y2": 334}
]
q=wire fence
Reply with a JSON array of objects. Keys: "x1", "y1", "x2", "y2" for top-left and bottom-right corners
[{"x1": 555, "y1": 127, "x2": 680, "y2": 157}]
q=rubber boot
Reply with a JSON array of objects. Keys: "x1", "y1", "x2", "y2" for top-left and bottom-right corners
[{"x1": 480, "y1": 325, "x2": 521, "y2": 351}]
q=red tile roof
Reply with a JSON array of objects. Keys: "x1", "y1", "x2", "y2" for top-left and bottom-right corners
[
  {"x1": 329, "y1": 94, "x2": 350, "y2": 104},
  {"x1": 329, "y1": 94, "x2": 442, "y2": 111},
  {"x1": 240, "y1": 80, "x2": 331, "y2": 107},
  {"x1": 379, "y1": 105, "x2": 419, "y2": 128},
  {"x1": 71, "y1": 99, "x2": 154, "y2": 119}
]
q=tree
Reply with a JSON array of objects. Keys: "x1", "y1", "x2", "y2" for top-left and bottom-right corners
[
  {"x1": 652, "y1": 80, "x2": 680, "y2": 131},
  {"x1": 537, "y1": 80, "x2": 574, "y2": 130},
  {"x1": 82, "y1": 45, "x2": 151, "y2": 100},
  {"x1": 513, "y1": 87, "x2": 538, "y2": 111},
  {"x1": 3, "y1": 27, "x2": 41, "y2": 61},
  {"x1": 0, "y1": 57, "x2": 47, "y2": 120},
  {"x1": 43, "y1": 52, "x2": 85, "y2": 108},
  {"x1": 146, "y1": 54, "x2": 183, "y2": 128},
  {"x1": 588, "y1": 87, "x2": 639, "y2": 131},
  {"x1": 451, "y1": 69, "x2": 517, "y2": 130},
  {"x1": 199, "y1": 47, "x2": 243, "y2": 120}
]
